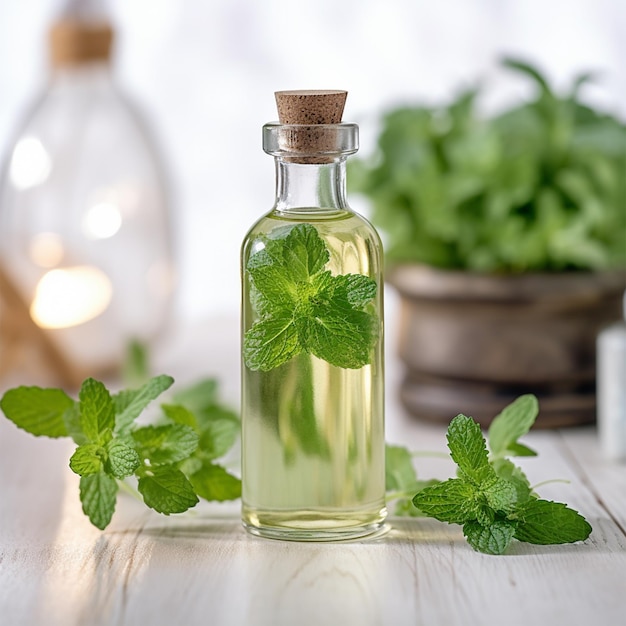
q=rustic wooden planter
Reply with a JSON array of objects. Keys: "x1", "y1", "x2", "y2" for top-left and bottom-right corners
[{"x1": 388, "y1": 265, "x2": 626, "y2": 428}]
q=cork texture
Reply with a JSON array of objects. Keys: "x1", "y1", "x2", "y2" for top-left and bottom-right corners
[
  {"x1": 49, "y1": 21, "x2": 113, "y2": 67},
  {"x1": 274, "y1": 90, "x2": 348, "y2": 163},
  {"x1": 275, "y1": 90, "x2": 347, "y2": 125}
]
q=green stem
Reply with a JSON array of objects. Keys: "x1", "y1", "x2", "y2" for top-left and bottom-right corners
[
  {"x1": 117, "y1": 478, "x2": 144, "y2": 503},
  {"x1": 531, "y1": 478, "x2": 571, "y2": 490}
]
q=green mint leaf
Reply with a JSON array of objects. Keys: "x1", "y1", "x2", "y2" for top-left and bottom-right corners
[
  {"x1": 488, "y1": 394, "x2": 539, "y2": 457},
  {"x1": 463, "y1": 520, "x2": 517, "y2": 555},
  {"x1": 161, "y1": 403, "x2": 199, "y2": 429},
  {"x1": 105, "y1": 439, "x2": 141, "y2": 479},
  {"x1": 79, "y1": 471, "x2": 118, "y2": 530},
  {"x1": 122, "y1": 339, "x2": 150, "y2": 388},
  {"x1": 79, "y1": 378, "x2": 115, "y2": 444},
  {"x1": 189, "y1": 462, "x2": 242, "y2": 501},
  {"x1": 63, "y1": 403, "x2": 88, "y2": 445},
  {"x1": 412, "y1": 478, "x2": 479, "y2": 524},
  {"x1": 132, "y1": 424, "x2": 199, "y2": 465},
  {"x1": 171, "y1": 378, "x2": 218, "y2": 414},
  {"x1": 198, "y1": 416, "x2": 240, "y2": 461},
  {"x1": 138, "y1": 465, "x2": 199, "y2": 514},
  {"x1": 514, "y1": 498, "x2": 592, "y2": 545},
  {"x1": 481, "y1": 474, "x2": 518, "y2": 513},
  {"x1": 114, "y1": 374, "x2": 175, "y2": 435},
  {"x1": 504, "y1": 442, "x2": 538, "y2": 457},
  {"x1": 492, "y1": 458, "x2": 532, "y2": 504},
  {"x1": 393, "y1": 480, "x2": 440, "y2": 517},
  {"x1": 69, "y1": 444, "x2": 103, "y2": 476},
  {"x1": 297, "y1": 271, "x2": 378, "y2": 369},
  {"x1": 244, "y1": 312, "x2": 302, "y2": 371},
  {"x1": 385, "y1": 444, "x2": 418, "y2": 492},
  {"x1": 244, "y1": 224, "x2": 378, "y2": 371},
  {"x1": 446, "y1": 415, "x2": 491, "y2": 485},
  {"x1": 279, "y1": 222, "x2": 330, "y2": 280},
  {"x1": 0, "y1": 386, "x2": 73, "y2": 438}
]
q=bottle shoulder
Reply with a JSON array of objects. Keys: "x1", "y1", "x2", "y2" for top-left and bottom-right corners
[
  {"x1": 241, "y1": 209, "x2": 384, "y2": 277},
  {"x1": 243, "y1": 208, "x2": 382, "y2": 245}
]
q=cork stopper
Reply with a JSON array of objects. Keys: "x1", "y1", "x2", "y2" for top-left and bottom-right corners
[
  {"x1": 49, "y1": 20, "x2": 113, "y2": 67},
  {"x1": 269, "y1": 90, "x2": 354, "y2": 163},
  {"x1": 275, "y1": 90, "x2": 347, "y2": 125}
]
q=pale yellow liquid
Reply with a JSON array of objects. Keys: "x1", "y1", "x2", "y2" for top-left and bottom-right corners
[{"x1": 241, "y1": 209, "x2": 386, "y2": 540}]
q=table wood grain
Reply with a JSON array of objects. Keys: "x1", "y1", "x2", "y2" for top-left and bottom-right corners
[{"x1": 1, "y1": 315, "x2": 625, "y2": 626}]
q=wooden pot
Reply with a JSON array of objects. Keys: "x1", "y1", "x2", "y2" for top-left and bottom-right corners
[{"x1": 388, "y1": 265, "x2": 626, "y2": 428}]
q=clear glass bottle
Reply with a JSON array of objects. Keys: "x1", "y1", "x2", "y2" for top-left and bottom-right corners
[
  {"x1": 597, "y1": 291, "x2": 626, "y2": 462},
  {"x1": 241, "y1": 90, "x2": 386, "y2": 540},
  {"x1": 0, "y1": 1, "x2": 174, "y2": 385}
]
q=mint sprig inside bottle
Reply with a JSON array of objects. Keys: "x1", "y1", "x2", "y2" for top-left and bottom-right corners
[{"x1": 241, "y1": 90, "x2": 386, "y2": 540}]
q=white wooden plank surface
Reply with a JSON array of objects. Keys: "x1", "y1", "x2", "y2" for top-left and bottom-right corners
[{"x1": 1, "y1": 315, "x2": 625, "y2": 626}]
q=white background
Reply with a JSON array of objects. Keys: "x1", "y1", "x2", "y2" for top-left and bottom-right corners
[{"x1": 1, "y1": 0, "x2": 624, "y2": 320}]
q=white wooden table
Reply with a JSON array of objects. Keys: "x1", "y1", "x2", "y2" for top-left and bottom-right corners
[{"x1": 1, "y1": 314, "x2": 625, "y2": 626}]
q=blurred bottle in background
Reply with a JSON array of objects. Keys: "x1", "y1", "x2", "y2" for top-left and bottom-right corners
[{"x1": 0, "y1": 0, "x2": 174, "y2": 387}]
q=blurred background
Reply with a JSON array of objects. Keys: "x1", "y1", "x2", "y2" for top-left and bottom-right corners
[
  {"x1": 0, "y1": 0, "x2": 624, "y2": 441},
  {"x1": 1, "y1": 0, "x2": 624, "y2": 319}
]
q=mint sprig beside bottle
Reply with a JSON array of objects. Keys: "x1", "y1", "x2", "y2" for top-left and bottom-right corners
[
  {"x1": 244, "y1": 223, "x2": 378, "y2": 371},
  {"x1": 388, "y1": 394, "x2": 592, "y2": 554},
  {"x1": 1, "y1": 376, "x2": 241, "y2": 530}
]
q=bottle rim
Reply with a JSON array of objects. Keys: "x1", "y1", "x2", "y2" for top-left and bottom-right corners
[{"x1": 262, "y1": 123, "x2": 358, "y2": 161}]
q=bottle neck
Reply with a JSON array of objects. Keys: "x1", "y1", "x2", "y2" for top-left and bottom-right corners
[
  {"x1": 274, "y1": 158, "x2": 349, "y2": 214},
  {"x1": 48, "y1": 61, "x2": 113, "y2": 93}
]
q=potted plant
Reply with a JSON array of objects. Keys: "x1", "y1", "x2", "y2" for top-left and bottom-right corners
[{"x1": 349, "y1": 59, "x2": 626, "y2": 427}]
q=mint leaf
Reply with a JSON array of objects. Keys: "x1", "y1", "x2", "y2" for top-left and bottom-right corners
[
  {"x1": 122, "y1": 339, "x2": 150, "y2": 388},
  {"x1": 505, "y1": 442, "x2": 537, "y2": 457},
  {"x1": 446, "y1": 414, "x2": 491, "y2": 484},
  {"x1": 132, "y1": 424, "x2": 198, "y2": 465},
  {"x1": 385, "y1": 444, "x2": 418, "y2": 492},
  {"x1": 79, "y1": 378, "x2": 115, "y2": 444},
  {"x1": 161, "y1": 403, "x2": 198, "y2": 429},
  {"x1": 244, "y1": 224, "x2": 378, "y2": 371},
  {"x1": 279, "y1": 221, "x2": 329, "y2": 280},
  {"x1": 0, "y1": 386, "x2": 73, "y2": 438},
  {"x1": 198, "y1": 417, "x2": 240, "y2": 461},
  {"x1": 171, "y1": 378, "x2": 218, "y2": 412},
  {"x1": 491, "y1": 458, "x2": 532, "y2": 504},
  {"x1": 297, "y1": 271, "x2": 377, "y2": 369},
  {"x1": 138, "y1": 465, "x2": 199, "y2": 514},
  {"x1": 79, "y1": 471, "x2": 118, "y2": 530},
  {"x1": 63, "y1": 403, "x2": 88, "y2": 445},
  {"x1": 488, "y1": 394, "x2": 539, "y2": 457},
  {"x1": 413, "y1": 478, "x2": 479, "y2": 525},
  {"x1": 105, "y1": 439, "x2": 140, "y2": 479},
  {"x1": 514, "y1": 499, "x2": 592, "y2": 545},
  {"x1": 189, "y1": 462, "x2": 242, "y2": 501},
  {"x1": 244, "y1": 312, "x2": 301, "y2": 371},
  {"x1": 114, "y1": 374, "x2": 174, "y2": 435},
  {"x1": 463, "y1": 520, "x2": 517, "y2": 555},
  {"x1": 481, "y1": 475, "x2": 518, "y2": 513},
  {"x1": 69, "y1": 443, "x2": 103, "y2": 476}
]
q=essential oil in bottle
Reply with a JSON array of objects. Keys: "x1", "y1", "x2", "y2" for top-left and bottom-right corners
[{"x1": 241, "y1": 90, "x2": 386, "y2": 541}]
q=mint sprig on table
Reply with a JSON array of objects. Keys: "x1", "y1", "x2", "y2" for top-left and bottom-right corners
[
  {"x1": 244, "y1": 223, "x2": 378, "y2": 371},
  {"x1": 2, "y1": 378, "x2": 591, "y2": 552},
  {"x1": 1, "y1": 376, "x2": 241, "y2": 529},
  {"x1": 388, "y1": 394, "x2": 592, "y2": 554}
]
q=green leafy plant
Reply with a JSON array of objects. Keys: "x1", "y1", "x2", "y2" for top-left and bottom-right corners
[
  {"x1": 349, "y1": 58, "x2": 626, "y2": 272},
  {"x1": 244, "y1": 223, "x2": 378, "y2": 371},
  {"x1": 0, "y1": 376, "x2": 241, "y2": 529},
  {"x1": 1, "y1": 373, "x2": 591, "y2": 553},
  {"x1": 387, "y1": 394, "x2": 592, "y2": 554}
]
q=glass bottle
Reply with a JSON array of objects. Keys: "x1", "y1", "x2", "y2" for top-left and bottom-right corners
[
  {"x1": 0, "y1": 0, "x2": 174, "y2": 385},
  {"x1": 241, "y1": 90, "x2": 386, "y2": 540},
  {"x1": 597, "y1": 291, "x2": 626, "y2": 462}
]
